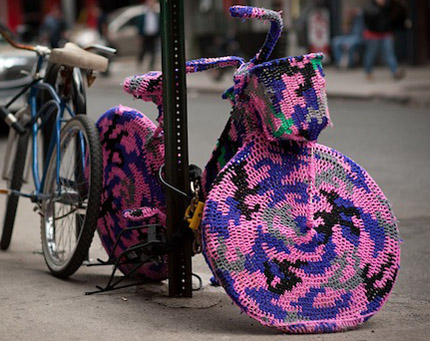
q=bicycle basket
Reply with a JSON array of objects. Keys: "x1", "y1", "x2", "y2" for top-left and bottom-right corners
[{"x1": 232, "y1": 53, "x2": 331, "y2": 142}]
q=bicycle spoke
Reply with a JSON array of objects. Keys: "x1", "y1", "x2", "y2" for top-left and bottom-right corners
[{"x1": 40, "y1": 115, "x2": 101, "y2": 277}]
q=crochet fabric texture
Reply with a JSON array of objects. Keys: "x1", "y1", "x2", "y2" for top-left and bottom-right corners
[
  {"x1": 94, "y1": 4, "x2": 400, "y2": 331},
  {"x1": 123, "y1": 57, "x2": 244, "y2": 200},
  {"x1": 202, "y1": 53, "x2": 329, "y2": 197},
  {"x1": 95, "y1": 57, "x2": 243, "y2": 278},
  {"x1": 201, "y1": 53, "x2": 400, "y2": 332},
  {"x1": 96, "y1": 105, "x2": 167, "y2": 280},
  {"x1": 202, "y1": 137, "x2": 400, "y2": 333}
]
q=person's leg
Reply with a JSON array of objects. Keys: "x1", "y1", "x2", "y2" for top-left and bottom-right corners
[
  {"x1": 137, "y1": 36, "x2": 146, "y2": 65},
  {"x1": 381, "y1": 36, "x2": 400, "y2": 75},
  {"x1": 346, "y1": 37, "x2": 362, "y2": 68},
  {"x1": 331, "y1": 36, "x2": 345, "y2": 66},
  {"x1": 363, "y1": 38, "x2": 379, "y2": 77},
  {"x1": 147, "y1": 36, "x2": 157, "y2": 70}
]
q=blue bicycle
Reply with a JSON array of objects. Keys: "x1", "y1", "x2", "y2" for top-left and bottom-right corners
[{"x1": 0, "y1": 27, "x2": 111, "y2": 278}]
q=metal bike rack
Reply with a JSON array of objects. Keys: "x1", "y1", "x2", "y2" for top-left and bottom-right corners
[{"x1": 160, "y1": 0, "x2": 193, "y2": 297}]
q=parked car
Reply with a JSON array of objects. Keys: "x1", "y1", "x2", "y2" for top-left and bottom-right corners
[
  {"x1": 106, "y1": 5, "x2": 146, "y2": 56},
  {"x1": 0, "y1": 32, "x2": 36, "y2": 133},
  {"x1": 70, "y1": 5, "x2": 147, "y2": 57}
]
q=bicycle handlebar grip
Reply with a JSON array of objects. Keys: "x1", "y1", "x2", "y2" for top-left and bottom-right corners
[
  {"x1": 229, "y1": 5, "x2": 282, "y2": 22},
  {"x1": 0, "y1": 106, "x2": 26, "y2": 135},
  {"x1": 229, "y1": 6, "x2": 283, "y2": 64},
  {"x1": 185, "y1": 56, "x2": 244, "y2": 73}
]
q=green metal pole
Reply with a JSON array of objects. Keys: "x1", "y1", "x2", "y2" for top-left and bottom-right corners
[{"x1": 160, "y1": 0, "x2": 193, "y2": 297}]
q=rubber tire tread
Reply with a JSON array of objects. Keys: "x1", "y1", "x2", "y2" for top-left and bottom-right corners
[
  {"x1": 41, "y1": 115, "x2": 102, "y2": 278},
  {"x1": 0, "y1": 132, "x2": 29, "y2": 250}
]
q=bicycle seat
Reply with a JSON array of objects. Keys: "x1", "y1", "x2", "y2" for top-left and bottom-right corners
[{"x1": 49, "y1": 42, "x2": 108, "y2": 72}]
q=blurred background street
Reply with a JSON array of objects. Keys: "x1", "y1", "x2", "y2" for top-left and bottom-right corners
[
  {"x1": 1, "y1": 0, "x2": 429, "y2": 68},
  {"x1": 1, "y1": 0, "x2": 430, "y2": 340}
]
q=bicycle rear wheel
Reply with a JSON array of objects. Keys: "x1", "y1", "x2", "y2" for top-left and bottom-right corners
[
  {"x1": 0, "y1": 132, "x2": 29, "y2": 250},
  {"x1": 41, "y1": 115, "x2": 102, "y2": 278}
]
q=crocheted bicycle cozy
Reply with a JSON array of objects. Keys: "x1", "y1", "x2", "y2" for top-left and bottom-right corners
[
  {"x1": 96, "y1": 57, "x2": 244, "y2": 279},
  {"x1": 201, "y1": 7, "x2": 400, "y2": 334}
]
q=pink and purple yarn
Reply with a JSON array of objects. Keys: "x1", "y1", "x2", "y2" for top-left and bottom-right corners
[
  {"x1": 95, "y1": 5, "x2": 400, "y2": 334},
  {"x1": 96, "y1": 105, "x2": 167, "y2": 280},
  {"x1": 201, "y1": 47, "x2": 400, "y2": 332}
]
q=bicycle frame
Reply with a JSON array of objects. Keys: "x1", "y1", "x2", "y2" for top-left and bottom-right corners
[{"x1": 2, "y1": 53, "x2": 80, "y2": 201}]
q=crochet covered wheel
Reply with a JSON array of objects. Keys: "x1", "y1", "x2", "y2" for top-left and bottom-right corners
[
  {"x1": 96, "y1": 105, "x2": 168, "y2": 280},
  {"x1": 202, "y1": 135, "x2": 400, "y2": 333}
]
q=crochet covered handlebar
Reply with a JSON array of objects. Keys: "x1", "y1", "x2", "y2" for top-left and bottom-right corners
[
  {"x1": 123, "y1": 56, "x2": 244, "y2": 105},
  {"x1": 229, "y1": 5, "x2": 283, "y2": 64},
  {"x1": 185, "y1": 56, "x2": 244, "y2": 73}
]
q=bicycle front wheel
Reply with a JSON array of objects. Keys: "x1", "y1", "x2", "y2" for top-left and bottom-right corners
[{"x1": 41, "y1": 115, "x2": 102, "y2": 278}]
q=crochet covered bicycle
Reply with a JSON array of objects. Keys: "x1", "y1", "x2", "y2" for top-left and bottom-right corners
[{"x1": 95, "y1": 5, "x2": 400, "y2": 334}]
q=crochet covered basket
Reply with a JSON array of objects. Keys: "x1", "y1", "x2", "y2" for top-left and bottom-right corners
[{"x1": 202, "y1": 53, "x2": 330, "y2": 198}]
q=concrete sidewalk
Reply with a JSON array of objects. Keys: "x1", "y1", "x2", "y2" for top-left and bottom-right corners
[{"x1": 105, "y1": 57, "x2": 430, "y2": 106}]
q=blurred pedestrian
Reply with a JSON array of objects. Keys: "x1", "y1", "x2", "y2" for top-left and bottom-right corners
[
  {"x1": 39, "y1": 4, "x2": 67, "y2": 48},
  {"x1": 136, "y1": 0, "x2": 160, "y2": 70},
  {"x1": 331, "y1": 8, "x2": 364, "y2": 68},
  {"x1": 363, "y1": 0, "x2": 407, "y2": 80}
]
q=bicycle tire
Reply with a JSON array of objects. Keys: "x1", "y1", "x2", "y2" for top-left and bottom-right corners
[
  {"x1": 0, "y1": 132, "x2": 29, "y2": 250},
  {"x1": 42, "y1": 63, "x2": 86, "y2": 161},
  {"x1": 41, "y1": 115, "x2": 102, "y2": 278}
]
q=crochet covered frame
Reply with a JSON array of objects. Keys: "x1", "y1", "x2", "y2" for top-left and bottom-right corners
[{"x1": 94, "y1": 5, "x2": 400, "y2": 333}]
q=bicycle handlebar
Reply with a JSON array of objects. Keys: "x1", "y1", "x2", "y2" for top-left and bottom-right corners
[
  {"x1": 1, "y1": 25, "x2": 115, "y2": 59},
  {"x1": 185, "y1": 56, "x2": 244, "y2": 73},
  {"x1": 84, "y1": 44, "x2": 117, "y2": 56},
  {"x1": 0, "y1": 26, "x2": 36, "y2": 52},
  {"x1": 123, "y1": 56, "x2": 244, "y2": 104},
  {"x1": 229, "y1": 6, "x2": 283, "y2": 65}
]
